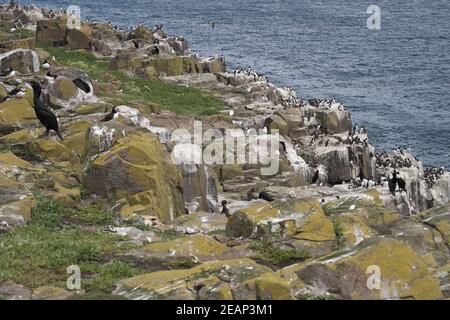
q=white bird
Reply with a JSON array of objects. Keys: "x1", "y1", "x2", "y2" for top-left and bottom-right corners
[
  {"x1": 42, "y1": 60, "x2": 51, "y2": 70},
  {"x1": 229, "y1": 110, "x2": 234, "y2": 116},
  {"x1": 15, "y1": 90, "x2": 25, "y2": 98}
]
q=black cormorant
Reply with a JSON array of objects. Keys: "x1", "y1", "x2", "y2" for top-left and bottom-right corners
[{"x1": 30, "y1": 80, "x2": 63, "y2": 141}]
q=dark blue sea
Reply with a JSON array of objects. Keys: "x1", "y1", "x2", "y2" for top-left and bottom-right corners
[{"x1": 20, "y1": 0, "x2": 450, "y2": 167}]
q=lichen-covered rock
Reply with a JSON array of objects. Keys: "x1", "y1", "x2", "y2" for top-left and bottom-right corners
[
  {"x1": 226, "y1": 199, "x2": 334, "y2": 241},
  {"x1": 0, "y1": 175, "x2": 28, "y2": 205},
  {"x1": 31, "y1": 286, "x2": 74, "y2": 300},
  {"x1": 126, "y1": 234, "x2": 230, "y2": 262},
  {"x1": 280, "y1": 237, "x2": 443, "y2": 300},
  {"x1": 0, "y1": 196, "x2": 37, "y2": 228},
  {"x1": 169, "y1": 211, "x2": 227, "y2": 234},
  {"x1": 36, "y1": 17, "x2": 68, "y2": 47},
  {"x1": 28, "y1": 140, "x2": 79, "y2": 165},
  {"x1": 0, "y1": 90, "x2": 35, "y2": 133},
  {"x1": 234, "y1": 274, "x2": 294, "y2": 300},
  {"x1": 0, "y1": 280, "x2": 32, "y2": 300},
  {"x1": 66, "y1": 26, "x2": 93, "y2": 50},
  {"x1": 84, "y1": 133, "x2": 185, "y2": 221},
  {"x1": 113, "y1": 258, "x2": 276, "y2": 300}
]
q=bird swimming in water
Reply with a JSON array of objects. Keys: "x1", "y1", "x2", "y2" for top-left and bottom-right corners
[
  {"x1": 30, "y1": 80, "x2": 63, "y2": 141},
  {"x1": 101, "y1": 106, "x2": 117, "y2": 122},
  {"x1": 259, "y1": 191, "x2": 274, "y2": 202},
  {"x1": 72, "y1": 78, "x2": 91, "y2": 93},
  {"x1": 221, "y1": 200, "x2": 230, "y2": 217}
]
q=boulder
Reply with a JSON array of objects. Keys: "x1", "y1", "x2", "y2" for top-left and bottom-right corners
[
  {"x1": 66, "y1": 26, "x2": 93, "y2": 50},
  {"x1": 0, "y1": 281, "x2": 32, "y2": 300},
  {"x1": 315, "y1": 108, "x2": 352, "y2": 134},
  {"x1": 84, "y1": 133, "x2": 185, "y2": 221},
  {"x1": 31, "y1": 286, "x2": 74, "y2": 300},
  {"x1": 126, "y1": 234, "x2": 230, "y2": 262},
  {"x1": 113, "y1": 258, "x2": 281, "y2": 300},
  {"x1": 0, "y1": 49, "x2": 39, "y2": 74},
  {"x1": 317, "y1": 147, "x2": 353, "y2": 183},
  {"x1": 0, "y1": 196, "x2": 37, "y2": 229},
  {"x1": 169, "y1": 211, "x2": 227, "y2": 234},
  {"x1": 36, "y1": 17, "x2": 68, "y2": 47},
  {"x1": 0, "y1": 89, "x2": 35, "y2": 133},
  {"x1": 281, "y1": 237, "x2": 443, "y2": 300},
  {"x1": 226, "y1": 199, "x2": 334, "y2": 241}
]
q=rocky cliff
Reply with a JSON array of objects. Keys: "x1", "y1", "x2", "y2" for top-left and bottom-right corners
[{"x1": 0, "y1": 3, "x2": 448, "y2": 300}]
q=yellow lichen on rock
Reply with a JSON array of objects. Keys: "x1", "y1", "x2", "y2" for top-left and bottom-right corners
[{"x1": 84, "y1": 133, "x2": 184, "y2": 221}]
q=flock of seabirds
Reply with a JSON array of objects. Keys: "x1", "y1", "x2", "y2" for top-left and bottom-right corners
[
  {"x1": 1, "y1": 57, "x2": 445, "y2": 217},
  {"x1": 0, "y1": 2, "x2": 446, "y2": 216}
]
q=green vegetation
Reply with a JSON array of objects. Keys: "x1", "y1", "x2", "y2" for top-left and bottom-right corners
[
  {"x1": 333, "y1": 221, "x2": 344, "y2": 247},
  {"x1": 0, "y1": 27, "x2": 35, "y2": 39},
  {"x1": 0, "y1": 224, "x2": 129, "y2": 288},
  {"x1": 0, "y1": 196, "x2": 130, "y2": 289},
  {"x1": 250, "y1": 240, "x2": 310, "y2": 268},
  {"x1": 67, "y1": 202, "x2": 115, "y2": 226},
  {"x1": 83, "y1": 261, "x2": 137, "y2": 293},
  {"x1": 165, "y1": 257, "x2": 198, "y2": 269},
  {"x1": 30, "y1": 194, "x2": 66, "y2": 230},
  {"x1": 44, "y1": 47, "x2": 223, "y2": 115}
]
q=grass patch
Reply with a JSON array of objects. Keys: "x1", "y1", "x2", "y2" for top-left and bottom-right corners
[
  {"x1": 30, "y1": 194, "x2": 66, "y2": 230},
  {"x1": 165, "y1": 257, "x2": 198, "y2": 269},
  {"x1": 250, "y1": 240, "x2": 310, "y2": 268},
  {"x1": 0, "y1": 225, "x2": 129, "y2": 288},
  {"x1": 0, "y1": 27, "x2": 35, "y2": 39},
  {"x1": 83, "y1": 260, "x2": 137, "y2": 293},
  {"x1": 67, "y1": 202, "x2": 115, "y2": 226},
  {"x1": 43, "y1": 47, "x2": 223, "y2": 115},
  {"x1": 333, "y1": 221, "x2": 344, "y2": 247}
]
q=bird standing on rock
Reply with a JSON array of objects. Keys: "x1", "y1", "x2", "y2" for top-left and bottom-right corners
[
  {"x1": 264, "y1": 117, "x2": 273, "y2": 134},
  {"x1": 259, "y1": 191, "x2": 274, "y2": 202},
  {"x1": 30, "y1": 80, "x2": 63, "y2": 141},
  {"x1": 221, "y1": 200, "x2": 230, "y2": 218},
  {"x1": 101, "y1": 106, "x2": 117, "y2": 122}
]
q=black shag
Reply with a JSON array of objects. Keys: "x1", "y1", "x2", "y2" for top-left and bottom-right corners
[
  {"x1": 264, "y1": 117, "x2": 273, "y2": 134},
  {"x1": 30, "y1": 80, "x2": 63, "y2": 141},
  {"x1": 312, "y1": 170, "x2": 319, "y2": 184},
  {"x1": 221, "y1": 200, "x2": 230, "y2": 218},
  {"x1": 72, "y1": 78, "x2": 91, "y2": 93},
  {"x1": 101, "y1": 106, "x2": 117, "y2": 122},
  {"x1": 259, "y1": 191, "x2": 274, "y2": 202}
]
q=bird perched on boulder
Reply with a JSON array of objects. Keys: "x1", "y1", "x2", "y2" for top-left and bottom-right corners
[
  {"x1": 42, "y1": 59, "x2": 51, "y2": 70},
  {"x1": 100, "y1": 106, "x2": 117, "y2": 122},
  {"x1": 264, "y1": 117, "x2": 273, "y2": 134},
  {"x1": 72, "y1": 78, "x2": 91, "y2": 93},
  {"x1": 30, "y1": 80, "x2": 63, "y2": 141},
  {"x1": 388, "y1": 171, "x2": 407, "y2": 194},
  {"x1": 0, "y1": 87, "x2": 25, "y2": 103},
  {"x1": 259, "y1": 191, "x2": 274, "y2": 202},
  {"x1": 221, "y1": 200, "x2": 230, "y2": 218}
]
